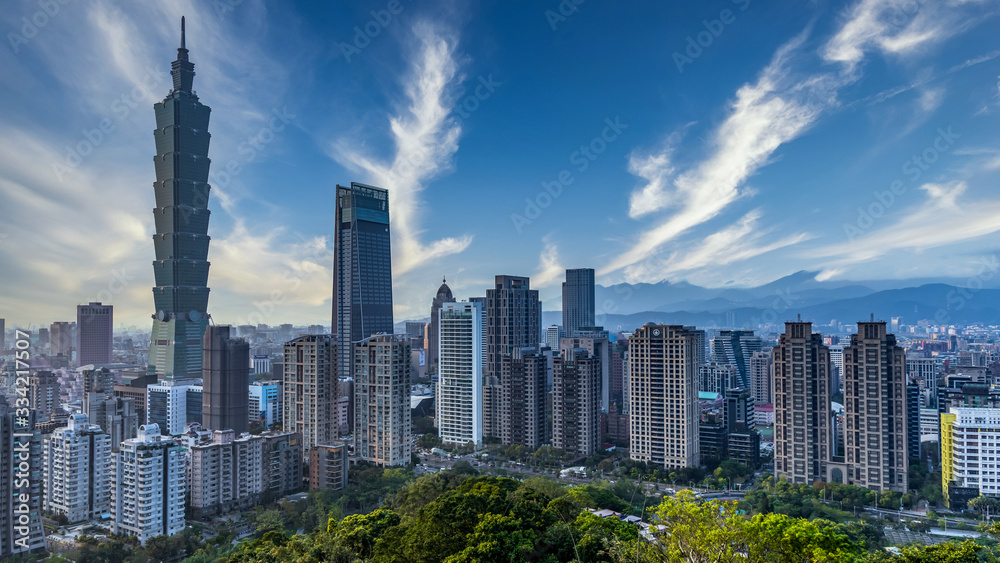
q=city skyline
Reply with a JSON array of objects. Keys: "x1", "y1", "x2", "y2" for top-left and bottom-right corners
[{"x1": 2, "y1": 1, "x2": 1000, "y2": 328}]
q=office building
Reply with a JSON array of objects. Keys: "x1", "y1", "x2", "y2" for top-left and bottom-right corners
[
  {"x1": 86, "y1": 396, "x2": 139, "y2": 451},
  {"x1": 148, "y1": 19, "x2": 213, "y2": 383},
  {"x1": 43, "y1": 414, "x2": 112, "y2": 522},
  {"x1": 699, "y1": 362, "x2": 738, "y2": 395},
  {"x1": 725, "y1": 386, "x2": 760, "y2": 467},
  {"x1": 711, "y1": 330, "x2": 764, "y2": 389},
  {"x1": 333, "y1": 183, "x2": 394, "y2": 389},
  {"x1": 436, "y1": 302, "x2": 483, "y2": 448},
  {"x1": 187, "y1": 430, "x2": 263, "y2": 519},
  {"x1": 28, "y1": 371, "x2": 60, "y2": 420},
  {"x1": 427, "y1": 277, "x2": 456, "y2": 376},
  {"x1": 260, "y1": 432, "x2": 303, "y2": 500},
  {"x1": 941, "y1": 408, "x2": 1000, "y2": 508},
  {"x1": 77, "y1": 302, "x2": 113, "y2": 366},
  {"x1": 544, "y1": 324, "x2": 563, "y2": 349},
  {"x1": 354, "y1": 335, "x2": 411, "y2": 466},
  {"x1": 112, "y1": 424, "x2": 185, "y2": 545},
  {"x1": 146, "y1": 382, "x2": 203, "y2": 435},
  {"x1": 907, "y1": 383, "x2": 921, "y2": 461},
  {"x1": 749, "y1": 350, "x2": 773, "y2": 405},
  {"x1": 562, "y1": 268, "x2": 595, "y2": 336},
  {"x1": 252, "y1": 355, "x2": 271, "y2": 375},
  {"x1": 50, "y1": 321, "x2": 74, "y2": 358},
  {"x1": 249, "y1": 380, "x2": 281, "y2": 429},
  {"x1": 907, "y1": 357, "x2": 937, "y2": 389},
  {"x1": 629, "y1": 325, "x2": 700, "y2": 469},
  {"x1": 773, "y1": 320, "x2": 832, "y2": 485},
  {"x1": 843, "y1": 321, "x2": 908, "y2": 492},
  {"x1": 0, "y1": 400, "x2": 45, "y2": 557},
  {"x1": 552, "y1": 348, "x2": 601, "y2": 458},
  {"x1": 308, "y1": 443, "x2": 348, "y2": 491},
  {"x1": 499, "y1": 348, "x2": 548, "y2": 451},
  {"x1": 484, "y1": 275, "x2": 541, "y2": 439},
  {"x1": 829, "y1": 344, "x2": 845, "y2": 391},
  {"x1": 283, "y1": 334, "x2": 336, "y2": 462},
  {"x1": 202, "y1": 325, "x2": 250, "y2": 434}
]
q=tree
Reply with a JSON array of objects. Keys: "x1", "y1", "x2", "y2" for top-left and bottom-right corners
[
  {"x1": 443, "y1": 514, "x2": 535, "y2": 563},
  {"x1": 334, "y1": 507, "x2": 401, "y2": 559},
  {"x1": 967, "y1": 495, "x2": 1000, "y2": 519},
  {"x1": 862, "y1": 540, "x2": 982, "y2": 562}
]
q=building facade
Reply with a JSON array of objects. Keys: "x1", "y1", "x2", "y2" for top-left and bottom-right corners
[
  {"x1": 147, "y1": 382, "x2": 202, "y2": 435},
  {"x1": 749, "y1": 350, "x2": 773, "y2": 405},
  {"x1": 427, "y1": 277, "x2": 456, "y2": 376},
  {"x1": 773, "y1": 321, "x2": 832, "y2": 485},
  {"x1": 112, "y1": 424, "x2": 186, "y2": 545},
  {"x1": 187, "y1": 430, "x2": 263, "y2": 519},
  {"x1": 0, "y1": 401, "x2": 45, "y2": 557},
  {"x1": 629, "y1": 325, "x2": 700, "y2": 469},
  {"x1": 249, "y1": 380, "x2": 281, "y2": 429},
  {"x1": 283, "y1": 334, "x2": 336, "y2": 462},
  {"x1": 354, "y1": 335, "x2": 411, "y2": 466},
  {"x1": 148, "y1": 20, "x2": 213, "y2": 383},
  {"x1": 86, "y1": 396, "x2": 139, "y2": 451},
  {"x1": 202, "y1": 325, "x2": 250, "y2": 434},
  {"x1": 562, "y1": 268, "x2": 595, "y2": 337},
  {"x1": 436, "y1": 302, "x2": 483, "y2": 448},
  {"x1": 28, "y1": 371, "x2": 60, "y2": 420},
  {"x1": 260, "y1": 432, "x2": 303, "y2": 500},
  {"x1": 552, "y1": 348, "x2": 601, "y2": 458},
  {"x1": 941, "y1": 408, "x2": 1000, "y2": 508},
  {"x1": 711, "y1": 330, "x2": 764, "y2": 389},
  {"x1": 50, "y1": 321, "x2": 74, "y2": 358},
  {"x1": 500, "y1": 348, "x2": 548, "y2": 451},
  {"x1": 43, "y1": 414, "x2": 112, "y2": 522},
  {"x1": 308, "y1": 443, "x2": 348, "y2": 491},
  {"x1": 699, "y1": 361, "x2": 739, "y2": 395},
  {"x1": 77, "y1": 302, "x2": 113, "y2": 366}
]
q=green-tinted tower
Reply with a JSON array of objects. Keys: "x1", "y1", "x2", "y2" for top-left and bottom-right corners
[{"x1": 148, "y1": 17, "x2": 212, "y2": 382}]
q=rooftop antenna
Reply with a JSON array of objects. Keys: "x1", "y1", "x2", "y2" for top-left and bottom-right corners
[
  {"x1": 870, "y1": 313, "x2": 874, "y2": 322},
  {"x1": 797, "y1": 313, "x2": 801, "y2": 322},
  {"x1": 181, "y1": 16, "x2": 186, "y2": 50}
]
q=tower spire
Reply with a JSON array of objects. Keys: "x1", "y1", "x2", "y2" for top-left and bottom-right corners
[
  {"x1": 171, "y1": 16, "x2": 195, "y2": 93},
  {"x1": 181, "y1": 16, "x2": 186, "y2": 50}
]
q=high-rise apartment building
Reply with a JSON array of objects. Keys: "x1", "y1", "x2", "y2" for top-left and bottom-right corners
[
  {"x1": 725, "y1": 386, "x2": 760, "y2": 467},
  {"x1": 187, "y1": 430, "x2": 263, "y2": 519},
  {"x1": 43, "y1": 414, "x2": 111, "y2": 522},
  {"x1": 629, "y1": 325, "x2": 700, "y2": 469},
  {"x1": 260, "y1": 432, "x2": 303, "y2": 500},
  {"x1": 28, "y1": 371, "x2": 60, "y2": 420},
  {"x1": 699, "y1": 362, "x2": 738, "y2": 395},
  {"x1": 283, "y1": 335, "x2": 336, "y2": 462},
  {"x1": 749, "y1": 350, "x2": 773, "y2": 405},
  {"x1": 50, "y1": 321, "x2": 74, "y2": 358},
  {"x1": 0, "y1": 400, "x2": 45, "y2": 557},
  {"x1": 500, "y1": 348, "x2": 548, "y2": 451},
  {"x1": 146, "y1": 382, "x2": 202, "y2": 435},
  {"x1": 354, "y1": 335, "x2": 411, "y2": 466},
  {"x1": 561, "y1": 328, "x2": 611, "y2": 412},
  {"x1": 843, "y1": 321, "x2": 908, "y2": 492},
  {"x1": 773, "y1": 321, "x2": 832, "y2": 485},
  {"x1": 112, "y1": 424, "x2": 185, "y2": 545},
  {"x1": 436, "y1": 302, "x2": 483, "y2": 448},
  {"x1": 333, "y1": 183, "x2": 394, "y2": 393},
  {"x1": 940, "y1": 408, "x2": 1000, "y2": 508},
  {"x1": 484, "y1": 275, "x2": 541, "y2": 439},
  {"x1": 148, "y1": 19, "x2": 213, "y2": 383},
  {"x1": 552, "y1": 348, "x2": 601, "y2": 457},
  {"x1": 427, "y1": 277, "x2": 456, "y2": 376},
  {"x1": 86, "y1": 396, "x2": 139, "y2": 451},
  {"x1": 711, "y1": 330, "x2": 764, "y2": 389},
  {"x1": 907, "y1": 357, "x2": 937, "y2": 390},
  {"x1": 562, "y1": 268, "x2": 595, "y2": 337},
  {"x1": 77, "y1": 302, "x2": 113, "y2": 366},
  {"x1": 308, "y1": 443, "x2": 349, "y2": 491},
  {"x1": 202, "y1": 325, "x2": 250, "y2": 434}
]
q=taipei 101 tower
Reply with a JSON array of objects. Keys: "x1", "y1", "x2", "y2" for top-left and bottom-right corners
[{"x1": 147, "y1": 17, "x2": 213, "y2": 382}]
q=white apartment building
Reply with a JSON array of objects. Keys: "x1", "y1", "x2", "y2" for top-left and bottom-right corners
[
  {"x1": 436, "y1": 302, "x2": 483, "y2": 448},
  {"x1": 249, "y1": 380, "x2": 281, "y2": 429},
  {"x1": 146, "y1": 382, "x2": 202, "y2": 435},
  {"x1": 187, "y1": 430, "x2": 263, "y2": 519},
  {"x1": 112, "y1": 424, "x2": 186, "y2": 545},
  {"x1": 354, "y1": 335, "x2": 411, "y2": 466},
  {"x1": 43, "y1": 414, "x2": 112, "y2": 522},
  {"x1": 942, "y1": 408, "x2": 1000, "y2": 507}
]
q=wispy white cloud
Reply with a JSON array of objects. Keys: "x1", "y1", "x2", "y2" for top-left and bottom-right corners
[
  {"x1": 330, "y1": 21, "x2": 473, "y2": 276},
  {"x1": 531, "y1": 236, "x2": 564, "y2": 289}
]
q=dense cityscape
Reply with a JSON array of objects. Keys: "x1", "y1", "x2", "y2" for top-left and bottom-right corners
[{"x1": 3, "y1": 2, "x2": 1000, "y2": 563}]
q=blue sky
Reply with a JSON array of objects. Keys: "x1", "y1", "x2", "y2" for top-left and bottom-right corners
[{"x1": 1, "y1": 0, "x2": 999, "y2": 329}]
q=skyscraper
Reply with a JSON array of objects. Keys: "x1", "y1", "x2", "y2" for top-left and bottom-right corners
[
  {"x1": 50, "y1": 321, "x2": 74, "y2": 358},
  {"x1": 333, "y1": 183, "x2": 394, "y2": 389},
  {"x1": 427, "y1": 277, "x2": 455, "y2": 376},
  {"x1": 112, "y1": 424, "x2": 186, "y2": 545},
  {"x1": 552, "y1": 348, "x2": 601, "y2": 457},
  {"x1": 484, "y1": 275, "x2": 541, "y2": 439},
  {"x1": 148, "y1": 18, "x2": 213, "y2": 382},
  {"x1": 436, "y1": 302, "x2": 483, "y2": 448},
  {"x1": 711, "y1": 330, "x2": 764, "y2": 389},
  {"x1": 499, "y1": 348, "x2": 548, "y2": 451},
  {"x1": 43, "y1": 414, "x2": 112, "y2": 523},
  {"x1": 0, "y1": 400, "x2": 46, "y2": 557},
  {"x1": 283, "y1": 335, "x2": 336, "y2": 462},
  {"x1": 354, "y1": 335, "x2": 411, "y2": 467},
  {"x1": 773, "y1": 320, "x2": 832, "y2": 485},
  {"x1": 202, "y1": 325, "x2": 250, "y2": 434},
  {"x1": 77, "y1": 302, "x2": 113, "y2": 366},
  {"x1": 749, "y1": 350, "x2": 773, "y2": 405},
  {"x1": 562, "y1": 268, "x2": 595, "y2": 337},
  {"x1": 843, "y1": 321, "x2": 908, "y2": 492},
  {"x1": 629, "y1": 325, "x2": 700, "y2": 469}
]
